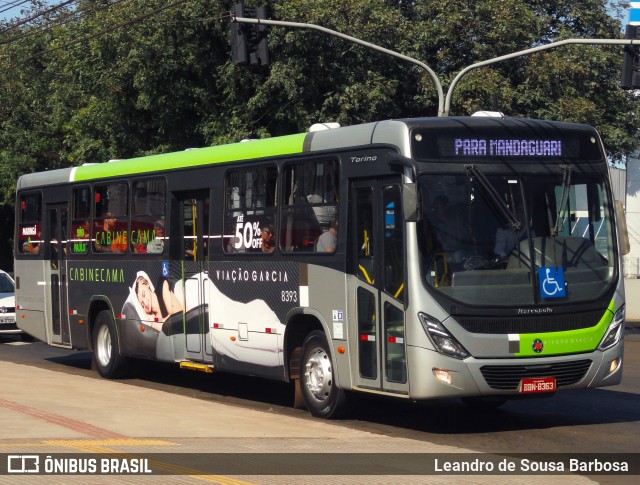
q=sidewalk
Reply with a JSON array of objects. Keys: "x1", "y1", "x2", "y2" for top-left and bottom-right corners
[{"x1": 0, "y1": 360, "x2": 603, "y2": 484}]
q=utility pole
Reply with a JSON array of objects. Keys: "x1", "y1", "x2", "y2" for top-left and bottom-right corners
[
  {"x1": 445, "y1": 38, "x2": 640, "y2": 116},
  {"x1": 622, "y1": 3, "x2": 640, "y2": 89},
  {"x1": 231, "y1": 15, "x2": 638, "y2": 118},
  {"x1": 230, "y1": 16, "x2": 446, "y2": 117}
]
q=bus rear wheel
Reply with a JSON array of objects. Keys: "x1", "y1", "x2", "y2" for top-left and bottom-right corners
[
  {"x1": 300, "y1": 330, "x2": 350, "y2": 419},
  {"x1": 19, "y1": 332, "x2": 35, "y2": 342},
  {"x1": 92, "y1": 310, "x2": 129, "y2": 379}
]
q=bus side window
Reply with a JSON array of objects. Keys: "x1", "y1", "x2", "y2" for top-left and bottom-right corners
[
  {"x1": 183, "y1": 198, "x2": 197, "y2": 260},
  {"x1": 131, "y1": 179, "x2": 166, "y2": 255},
  {"x1": 280, "y1": 159, "x2": 339, "y2": 253},
  {"x1": 92, "y1": 183, "x2": 129, "y2": 254},
  {"x1": 70, "y1": 187, "x2": 90, "y2": 254},
  {"x1": 223, "y1": 166, "x2": 277, "y2": 254},
  {"x1": 17, "y1": 192, "x2": 42, "y2": 256},
  {"x1": 355, "y1": 187, "x2": 375, "y2": 284},
  {"x1": 382, "y1": 185, "x2": 404, "y2": 302}
]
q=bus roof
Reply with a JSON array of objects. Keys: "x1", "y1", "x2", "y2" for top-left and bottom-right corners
[
  {"x1": 16, "y1": 132, "x2": 306, "y2": 189},
  {"x1": 16, "y1": 119, "x2": 398, "y2": 189},
  {"x1": 16, "y1": 116, "x2": 599, "y2": 190}
]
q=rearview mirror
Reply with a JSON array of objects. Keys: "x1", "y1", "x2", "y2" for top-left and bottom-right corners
[
  {"x1": 403, "y1": 182, "x2": 421, "y2": 222},
  {"x1": 615, "y1": 200, "x2": 630, "y2": 255}
]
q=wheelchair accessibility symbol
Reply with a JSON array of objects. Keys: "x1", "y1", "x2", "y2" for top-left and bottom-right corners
[{"x1": 539, "y1": 266, "x2": 566, "y2": 298}]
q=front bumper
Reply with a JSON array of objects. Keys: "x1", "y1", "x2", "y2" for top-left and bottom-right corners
[{"x1": 406, "y1": 340, "x2": 623, "y2": 400}]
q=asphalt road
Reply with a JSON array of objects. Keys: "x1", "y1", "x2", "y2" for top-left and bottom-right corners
[{"x1": 1, "y1": 327, "x2": 638, "y2": 462}]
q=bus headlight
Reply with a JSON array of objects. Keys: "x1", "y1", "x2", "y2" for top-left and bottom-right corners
[
  {"x1": 419, "y1": 313, "x2": 469, "y2": 360},
  {"x1": 598, "y1": 305, "x2": 625, "y2": 351}
]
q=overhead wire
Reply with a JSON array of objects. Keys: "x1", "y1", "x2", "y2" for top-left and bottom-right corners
[
  {"x1": 0, "y1": 0, "x2": 31, "y2": 16},
  {"x1": 0, "y1": 0, "x2": 78, "y2": 33},
  {"x1": 0, "y1": 0, "x2": 128, "y2": 46},
  {"x1": 0, "y1": 10, "x2": 80, "y2": 45},
  {"x1": 7, "y1": 0, "x2": 191, "y2": 69},
  {"x1": 1, "y1": 0, "x2": 226, "y2": 48}
]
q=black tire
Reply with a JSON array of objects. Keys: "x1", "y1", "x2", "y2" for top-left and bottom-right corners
[
  {"x1": 92, "y1": 310, "x2": 130, "y2": 379},
  {"x1": 19, "y1": 332, "x2": 35, "y2": 342},
  {"x1": 461, "y1": 396, "x2": 507, "y2": 410},
  {"x1": 300, "y1": 330, "x2": 350, "y2": 419}
]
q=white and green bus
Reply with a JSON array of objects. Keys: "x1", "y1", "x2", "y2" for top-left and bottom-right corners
[{"x1": 15, "y1": 115, "x2": 628, "y2": 418}]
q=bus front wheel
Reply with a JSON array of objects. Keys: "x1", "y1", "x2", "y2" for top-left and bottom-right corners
[
  {"x1": 300, "y1": 330, "x2": 350, "y2": 419},
  {"x1": 92, "y1": 310, "x2": 129, "y2": 379}
]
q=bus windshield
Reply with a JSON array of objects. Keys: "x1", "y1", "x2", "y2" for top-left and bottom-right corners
[{"x1": 418, "y1": 168, "x2": 615, "y2": 306}]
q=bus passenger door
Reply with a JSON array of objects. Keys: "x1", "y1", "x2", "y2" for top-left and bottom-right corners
[
  {"x1": 174, "y1": 190, "x2": 212, "y2": 363},
  {"x1": 47, "y1": 203, "x2": 70, "y2": 346},
  {"x1": 350, "y1": 179, "x2": 408, "y2": 394}
]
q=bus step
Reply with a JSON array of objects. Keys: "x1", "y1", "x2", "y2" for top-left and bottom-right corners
[{"x1": 179, "y1": 362, "x2": 214, "y2": 373}]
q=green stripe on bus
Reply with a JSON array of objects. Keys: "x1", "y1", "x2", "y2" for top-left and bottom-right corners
[
  {"x1": 72, "y1": 133, "x2": 308, "y2": 181},
  {"x1": 515, "y1": 300, "x2": 615, "y2": 357}
]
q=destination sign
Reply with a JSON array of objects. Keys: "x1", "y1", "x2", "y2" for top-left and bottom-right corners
[
  {"x1": 453, "y1": 138, "x2": 562, "y2": 157},
  {"x1": 409, "y1": 121, "x2": 604, "y2": 163}
]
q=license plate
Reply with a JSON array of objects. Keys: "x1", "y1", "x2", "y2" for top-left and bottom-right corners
[
  {"x1": 0, "y1": 317, "x2": 15, "y2": 324},
  {"x1": 520, "y1": 377, "x2": 556, "y2": 394}
]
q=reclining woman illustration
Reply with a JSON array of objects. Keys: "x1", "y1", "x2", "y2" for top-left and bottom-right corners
[{"x1": 134, "y1": 271, "x2": 184, "y2": 327}]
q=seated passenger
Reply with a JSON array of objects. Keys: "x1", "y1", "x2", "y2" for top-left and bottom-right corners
[
  {"x1": 494, "y1": 209, "x2": 534, "y2": 257},
  {"x1": 494, "y1": 225, "x2": 519, "y2": 257},
  {"x1": 94, "y1": 214, "x2": 127, "y2": 253},
  {"x1": 147, "y1": 220, "x2": 165, "y2": 254},
  {"x1": 316, "y1": 220, "x2": 337, "y2": 253},
  {"x1": 428, "y1": 195, "x2": 467, "y2": 263},
  {"x1": 22, "y1": 240, "x2": 40, "y2": 254},
  {"x1": 261, "y1": 223, "x2": 275, "y2": 253}
]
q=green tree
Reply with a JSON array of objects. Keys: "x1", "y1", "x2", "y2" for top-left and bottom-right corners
[
  {"x1": 411, "y1": 0, "x2": 638, "y2": 159},
  {"x1": 0, "y1": 0, "x2": 638, "y2": 270}
]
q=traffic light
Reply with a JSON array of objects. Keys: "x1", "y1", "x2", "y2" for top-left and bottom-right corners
[
  {"x1": 621, "y1": 24, "x2": 640, "y2": 89},
  {"x1": 230, "y1": 3, "x2": 270, "y2": 68}
]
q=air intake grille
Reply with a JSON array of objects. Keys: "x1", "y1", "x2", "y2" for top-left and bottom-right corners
[
  {"x1": 480, "y1": 359, "x2": 592, "y2": 390},
  {"x1": 457, "y1": 310, "x2": 604, "y2": 334}
]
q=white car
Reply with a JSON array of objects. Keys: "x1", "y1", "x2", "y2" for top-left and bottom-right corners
[{"x1": 0, "y1": 270, "x2": 19, "y2": 336}]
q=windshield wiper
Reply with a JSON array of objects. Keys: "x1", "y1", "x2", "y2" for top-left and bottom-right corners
[
  {"x1": 552, "y1": 164, "x2": 573, "y2": 236},
  {"x1": 465, "y1": 166, "x2": 520, "y2": 231}
]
